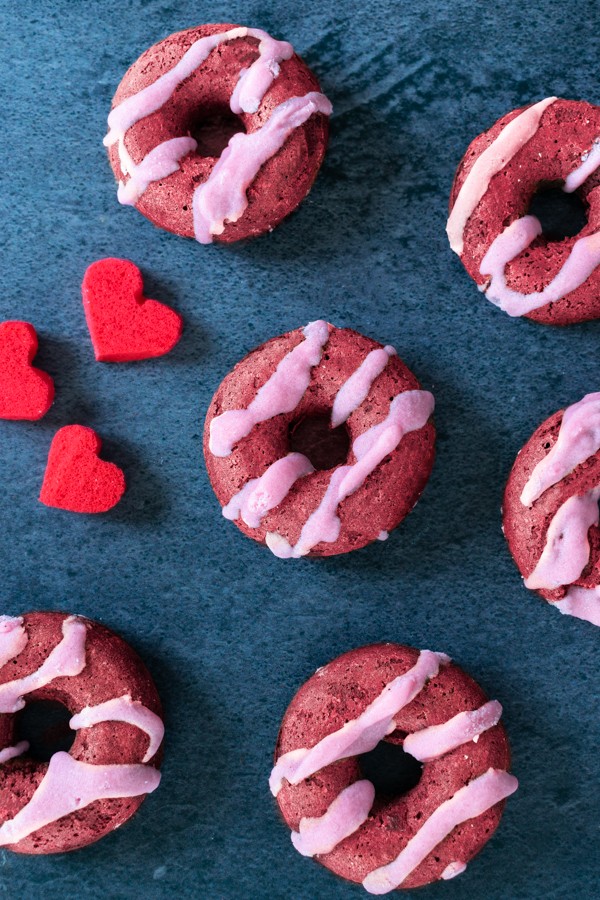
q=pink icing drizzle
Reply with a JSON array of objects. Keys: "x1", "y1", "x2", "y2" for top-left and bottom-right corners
[
  {"x1": 403, "y1": 701, "x2": 502, "y2": 763},
  {"x1": 553, "y1": 585, "x2": 600, "y2": 626},
  {"x1": 291, "y1": 780, "x2": 375, "y2": 857},
  {"x1": 480, "y1": 216, "x2": 600, "y2": 316},
  {"x1": 69, "y1": 694, "x2": 164, "y2": 764},
  {"x1": 475, "y1": 126, "x2": 600, "y2": 316},
  {"x1": 104, "y1": 27, "x2": 249, "y2": 150},
  {"x1": 446, "y1": 97, "x2": 557, "y2": 255},
  {"x1": 104, "y1": 27, "x2": 329, "y2": 241},
  {"x1": 229, "y1": 31, "x2": 293, "y2": 115},
  {"x1": 564, "y1": 138, "x2": 600, "y2": 192},
  {"x1": 223, "y1": 453, "x2": 314, "y2": 527},
  {"x1": 520, "y1": 393, "x2": 600, "y2": 507},
  {"x1": 117, "y1": 137, "x2": 198, "y2": 205},
  {"x1": 105, "y1": 27, "x2": 291, "y2": 151},
  {"x1": 441, "y1": 860, "x2": 467, "y2": 880},
  {"x1": 331, "y1": 346, "x2": 396, "y2": 428},
  {"x1": 0, "y1": 751, "x2": 161, "y2": 847},
  {"x1": 362, "y1": 769, "x2": 518, "y2": 894},
  {"x1": 0, "y1": 616, "x2": 28, "y2": 670},
  {"x1": 192, "y1": 92, "x2": 332, "y2": 243},
  {"x1": 266, "y1": 390, "x2": 434, "y2": 559},
  {"x1": 0, "y1": 616, "x2": 87, "y2": 714},
  {"x1": 272, "y1": 652, "x2": 515, "y2": 874},
  {"x1": 0, "y1": 741, "x2": 29, "y2": 765},
  {"x1": 210, "y1": 320, "x2": 329, "y2": 457},
  {"x1": 219, "y1": 337, "x2": 402, "y2": 531},
  {"x1": 524, "y1": 487, "x2": 600, "y2": 590},
  {"x1": 269, "y1": 651, "x2": 449, "y2": 796}
]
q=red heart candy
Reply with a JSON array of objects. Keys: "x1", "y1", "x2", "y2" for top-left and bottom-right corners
[
  {"x1": 82, "y1": 258, "x2": 183, "y2": 362},
  {"x1": 40, "y1": 425, "x2": 126, "y2": 513},
  {"x1": 0, "y1": 321, "x2": 54, "y2": 420}
]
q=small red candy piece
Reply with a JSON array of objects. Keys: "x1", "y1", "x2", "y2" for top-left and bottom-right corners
[
  {"x1": 0, "y1": 321, "x2": 55, "y2": 420},
  {"x1": 40, "y1": 425, "x2": 126, "y2": 513},
  {"x1": 82, "y1": 258, "x2": 183, "y2": 362}
]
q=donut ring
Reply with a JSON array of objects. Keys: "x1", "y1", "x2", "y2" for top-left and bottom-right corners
[
  {"x1": 270, "y1": 644, "x2": 517, "y2": 892},
  {"x1": 0, "y1": 612, "x2": 164, "y2": 853},
  {"x1": 503, "y1": 392, "x2": 600, "y2": 627},
  {"x1": 447, "y1": 97, "x2": 600, "y2": 325},
  {"x1": 105, "y1": 24, "x2": 331, "y2": 243},
  {"x1": 203, "y1": 322, "x2": 435, "y2": 558}
]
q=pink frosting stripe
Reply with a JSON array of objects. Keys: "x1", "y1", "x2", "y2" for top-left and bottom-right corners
[
  {"x1": 69, "y1": 694, "x2": 164, "y2": 764},
  {"x1": 117, "y1": 137, "x2": 198, "y2": 205},
  {"x1": 480, "y1": 216, "x2": 600, "y2": 316},
  {"x1": 441, "y1": 860, "x2": 467, "y2": 880},
  {"x1": 564, "y1": 139, "x2": 600, "y2": 192},
  {"x1": 447, "y1": 97, "x2": 557, "y2": 254},
  {"x1": 0, "y1": 616, "x2": 28, "y2": 670},
  {"x1": 223, "y1": 453, "x2": 314, "y2": 527},
  {"x1": 553, "y1": 585, "x2": 600, "y2": 627},
  {"x1": 230, "y1": 31, "x2": 294, "y2": 115},
  {"x1": 0, "y1": 616, "x2": 87, "y2": 714},
  {"x1": 403, "y1": 701, "x2": 502, "y2": 763},
  {"x1": 291, "y1": 780, "x2": 375, "y2": 857},
  {"x1": 269, "y1": 651, "x2": 449, "y2": 795},
  {"x1": 0, "y1": 751, "x2": 160, "y2": 847},
  {"x1": 209, "y1": 320, "x2": 329, "y2": 457},
  {"x1": 266, "y1": 389, "x2": 434, "y2": 559},
  {"x1": 0, "y1": 741, "x2": 29, "y2": 765},
  {"x1": 362, "y1": 769, "x2": 518, "y2": 894},
  {"x1": 192, "y1": 92, "x2": 332, "y2": 243},
  {"x1": 350, "y1": 390, "x2": 434, "y2": 464},
  {"x1": 520, "y1": 393, "x2": 600, "y2": 507},
  {"x1": 524, "y1": 487, "x2": 600, "y2": 590},
  {"x1": 104, "y1": 27, "x2": 249, "y2": 149},
  {"x1": 331, "y1": 346, "x2": 396, "y2": 428}
]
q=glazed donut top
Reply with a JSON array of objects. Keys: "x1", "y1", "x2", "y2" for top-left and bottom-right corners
[
  {"x1": 447, "y1": 97, "x2": 600, "y2": 320},
  {"x1": 207, "y1": 321, "x2": 434, "y2": 558},
  {"x1": 0, "y1": 614, "x2": 163, "y2": 847},
  {"x1": 271, "y1": 649, "x2": 517, "y2": 894},
  {"x1": 105, "y1": 25, "x2": 332, "y2": 243},
  {"x1": 508, "y1": 392, "x2": 600, "y2": 626}
]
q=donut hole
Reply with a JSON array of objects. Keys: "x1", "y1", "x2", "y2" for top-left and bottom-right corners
[
  {"x1": 14, "y1": 700, "x2": 75, "y2": 762},
  {"x1": 527, "y1": 181, "x2": 588, "y2": 241},
  {"x1": 358, "y1": 740, "x2": 423, "y2": 799},
  {"x1": 288, "y1": 412, "x2": 350, "y2": 471},
  {"x1": 187, "y1": 103, "x2": 246, "y2": 158}
]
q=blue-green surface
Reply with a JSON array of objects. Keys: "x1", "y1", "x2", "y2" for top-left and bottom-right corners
[{"x1": 1, "y1": 1, "x2": 599, "y2": 897}]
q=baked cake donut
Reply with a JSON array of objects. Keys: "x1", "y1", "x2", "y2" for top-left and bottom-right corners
[
  {"x1": 447, "y1": 97, "x2": 600, "y2": 325},
  {"x1": 0, "y1": 612, "x2": 164, "y2": 853},
  {"x1": 105, "y1": 24, "x2": 331, "y2": 243},
  {"x1": 270, "y1": 643, "x2": 517, "y2": 892},
  {"x1": 503, "y1": 392, "x2": 600, "y2": 627},
  {"x1": 203, "y1": 321, "x2": 435, "y2": 557}
]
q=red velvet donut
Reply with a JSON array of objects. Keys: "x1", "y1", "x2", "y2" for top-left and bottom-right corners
[
  {"x1": 447, "y1": 98, "x2": 600, "y2": 325},
  {"x1": 0, "y1": 612, "x2": 164, "y2": 853},
  {"x1": 503, "y1": 392, "x2": 600, "y2": 627},
  {"x1": 270, "y1": 644, "x2": 516, "y2": 892},
  {"x1": 203, "y1": 322, "x2": 435, "y2": 558},
  {"x1": 105, "y1": 24, "x2": 331, "y2": 243}
]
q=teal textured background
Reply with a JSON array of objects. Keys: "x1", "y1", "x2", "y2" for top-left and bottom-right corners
[{"x1": 1, "y1": 1, "x2": 599, "y2": 897}]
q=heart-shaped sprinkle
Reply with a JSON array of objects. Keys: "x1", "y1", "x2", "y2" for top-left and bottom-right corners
[
  {"x1": 0, "y1": 321, "x2": 54, "y2": 420},
  {"x1": 39, "y1": 425, "x2": 126, "y2": 513},
  {"x1": 82, "y1": 258, "x2": 183, "y2": 362}
]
